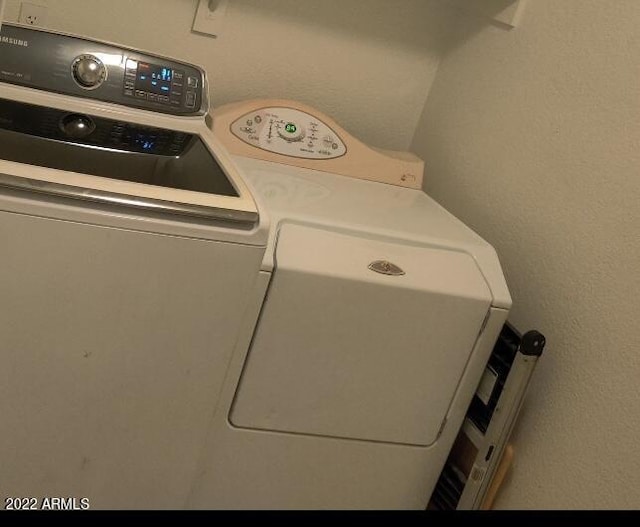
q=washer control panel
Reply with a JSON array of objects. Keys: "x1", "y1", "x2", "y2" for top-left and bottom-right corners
[
  {"x1": 231, "y1": 107, "x2": 347, "y2": 160},
  {"x1": 121, "y1": 59, "x2": 201, "y2": 112},
  {"x1": 0, "y1": 23, "x2": 205, "y2": 115}
]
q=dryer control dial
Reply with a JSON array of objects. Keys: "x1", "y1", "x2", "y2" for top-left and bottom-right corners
[{"x1": 278, "y1": 122, "x2": 306, "y2": 142}]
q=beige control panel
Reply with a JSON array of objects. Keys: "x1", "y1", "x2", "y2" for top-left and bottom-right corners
[
  {"x1": 211, "y1": 99, "x2": 424, "y2": 189},
  {"x1": 231, "y1": 107, "x2": 347, "y2": 160}
]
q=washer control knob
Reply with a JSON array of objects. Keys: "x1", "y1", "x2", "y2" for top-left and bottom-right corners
[{"x1": 72, "y1": 55, "x2": 107, "y2": 89}]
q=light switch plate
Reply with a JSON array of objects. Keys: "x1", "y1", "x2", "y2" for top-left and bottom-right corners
[{"x1": 192, "y1": 0, "x2": 229, "y2": 38}]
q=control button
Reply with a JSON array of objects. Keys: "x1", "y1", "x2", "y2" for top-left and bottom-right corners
[
  {"x1": 159, "y1": 95, "x2": 170, "y2": 103},
  {"x1": 148, "y1": 93, "x2": 158, "y2": 102},
  {"x1": 246, "y1": 119, "x2": 253, "y2": 126},
  {"x1": 123, "y1": 89, "x2": 134, "y2": 97},
  {"x1": 135, "y1": 90, "x2": 147, "y2": 99},
  {"x1": 254, "y1": 115, "x2": 262, "y2": 124},
  {"x1": 187, "y1": 76, "x2": 199, "y2": 88},
  {"x1": 323, "y1": 135, "x2": 334, "y2": 147},
  {"x1": 332, "y1": 143, "x2": 339, "y2": 150},
  {"x1": 173, "y1": 71, "x2": 184, "y2": 80},
  {"x1": 185, "y1": 91, "x2": 197, "y2": 108},
  {"x1": 72, "y1": 54, "x2": 107, "y2": 90}
]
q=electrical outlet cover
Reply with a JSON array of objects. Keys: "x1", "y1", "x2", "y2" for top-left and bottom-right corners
[{"x1": 19, "y1": 2, "x2": 48, "y2": 27}]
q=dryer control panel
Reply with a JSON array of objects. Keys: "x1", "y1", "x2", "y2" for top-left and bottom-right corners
[
  {"x1": 230, "y1": 107, "x2": 347, "y2": 160},
  {"x1": 213, "y1": 99, "x2": 425, "y2": 189},
  {"x1": 0, "y1": 23, "x2": 206, "y2": 116}
]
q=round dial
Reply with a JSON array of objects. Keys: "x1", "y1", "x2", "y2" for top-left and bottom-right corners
[
  {"x1": 72, "y1": 55, "x2": 107, "y2": 89},
  {"x1": 278, "y1": 122, "x2": 306, "y2": 142}
]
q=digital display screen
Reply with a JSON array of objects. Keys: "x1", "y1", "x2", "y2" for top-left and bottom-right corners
[{"x1": 136, "y1": 62, "x2": 172, "y2": 96}]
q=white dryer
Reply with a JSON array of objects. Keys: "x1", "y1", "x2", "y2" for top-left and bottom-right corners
[{"x1": 187, "y1": 100, "x2": 512, "y2": 509}]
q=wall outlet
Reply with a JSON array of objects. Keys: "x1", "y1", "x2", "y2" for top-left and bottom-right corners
[{"x1": 19, "y1": 2, "x2": 48, "y2": 27}]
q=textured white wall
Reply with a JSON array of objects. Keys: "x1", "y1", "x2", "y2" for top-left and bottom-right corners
[
  {"x1": 412, "y1": 0, "x2": 640, "y2": 509},
  {"x1": 2, "y1": 0, "x2": 448, "y2": 150}
]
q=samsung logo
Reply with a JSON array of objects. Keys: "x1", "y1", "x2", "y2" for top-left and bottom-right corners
[{"x1": 0, "y1": 36, "x2": 29, "y2": 47}]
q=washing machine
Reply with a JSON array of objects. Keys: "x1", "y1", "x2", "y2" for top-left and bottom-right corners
[
  {"x1": 0, "y1": 24, "x2": 267, "y2": 509},
  {"x1": 185, "y1": 100, "x2": 512, "y2": 509}
]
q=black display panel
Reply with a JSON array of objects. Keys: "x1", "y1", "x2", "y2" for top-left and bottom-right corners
[
  {"x1": 0, "y1": 98, "x2": 238, "y2": 198},
  {"x1": 136, "y1": 62, "x2": 173, "y2": 96}
]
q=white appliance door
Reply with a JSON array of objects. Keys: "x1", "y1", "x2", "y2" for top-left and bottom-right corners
[
  {"x1": 0, "y1": 209, "x2": 264, "y2": 509},
  {"x1": 231, "y1": 224, "x2": 492, "y2": 446}
]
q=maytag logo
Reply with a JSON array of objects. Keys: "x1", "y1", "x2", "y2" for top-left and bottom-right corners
[{"x1": 0, "y1": 36, "x2": 29, "y2": 47}]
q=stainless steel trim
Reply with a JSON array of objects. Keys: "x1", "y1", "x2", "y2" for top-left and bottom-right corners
[
  {"x1": 0, "y1": 172, "x2": 258, "y2": 227},
  {"x1": 200, "y1": 65, "x2": 210, "y2": 117}
]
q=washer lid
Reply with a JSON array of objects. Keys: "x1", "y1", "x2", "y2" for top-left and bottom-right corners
[{"x1": 0, "y1": 97, "x2": 257, "y2": 226}]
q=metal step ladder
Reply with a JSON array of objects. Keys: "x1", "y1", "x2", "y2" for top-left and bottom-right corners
[{"x1": 428, "y1": 323, "x2": 546, "y2": 510}]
